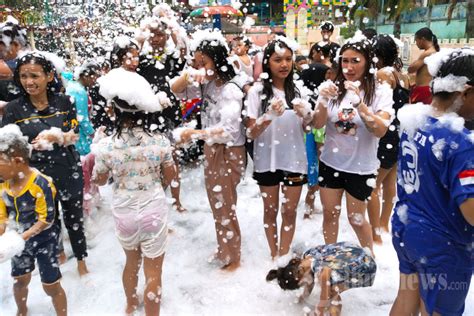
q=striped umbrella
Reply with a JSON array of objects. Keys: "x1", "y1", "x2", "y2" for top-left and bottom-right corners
[{"x1": 189, "y1": 5, "x2": 243, "y2": 18}]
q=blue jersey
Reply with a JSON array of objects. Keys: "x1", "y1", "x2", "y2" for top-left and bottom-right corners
[
  {"x1": 393, "y1": 116, "x2": 474, "y2": 266},
  {"x1": 0, "y1": 169, "x2": 57, "y2": 234}
]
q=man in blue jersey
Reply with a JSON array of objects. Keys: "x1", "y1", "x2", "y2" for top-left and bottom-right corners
[{"x1": 390, "y1": 49, "x2": 474, "y2": 316}]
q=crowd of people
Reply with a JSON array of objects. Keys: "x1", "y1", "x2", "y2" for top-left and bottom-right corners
[{"x1": 0, "y1": 4, "x2": 473, "y2": 316}]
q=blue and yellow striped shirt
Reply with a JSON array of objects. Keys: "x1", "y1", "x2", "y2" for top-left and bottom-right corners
[{"x1": 0, "y1": 170, "x2": 57, "y2": 232}]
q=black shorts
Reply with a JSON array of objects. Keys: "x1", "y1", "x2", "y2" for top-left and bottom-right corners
[
  {"x1": 318, "y1": 161, "x2": 375, "y2": 201},
  {"x1": 11, "y1": 225, "x2": 61, "y2": 284},
  {"x1": 377, "y1": 148, "x2": 398, "y2": 169},
  {"x1": 253, "y1": 170, "x2": 308, "y2": 187}
]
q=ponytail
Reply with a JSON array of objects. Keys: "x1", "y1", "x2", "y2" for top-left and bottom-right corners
[
  {"x1": 415, "y1": 27, "x2": 439, "y2": 51},
  {"x1": 432, "y1": 34, "x2": 440, "y2": 52}
]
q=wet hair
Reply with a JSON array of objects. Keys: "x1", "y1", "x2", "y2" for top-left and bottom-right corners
[
  {"x1": 112, "y1": 98, "x2": 153, "y2": 139},
  {"x1": 0, "y1": 135, "x2": 30, "y2": 162},
  {"x1": 78, "y1": 62, "x2": 101, "y2": 78},
  {"x1": 295, "y1": 55, "x2": 308, "y2": 63},
  {"x1": 334, "y1": 40, "x2": 376, "y2": 107},
  {"x1": 320, "y1": 21, "x2": 334, "y2": 33},
  {"x1": 261, "y1": 39, "x2": 300, "y2": 112},
  {"x1": 13, "y1": 53, "x2": 56, "y2": 96},
  {"x1": 432, "y1": 51, "x2": 474, "y2": 99},
  {"x1": 373, "y1": 34, "x2": 403, "y2": 71},
  {"x1": 196, "y1": 41, "x2": 236, "y2": 83},
  {"x1": 266, "y1": 258, "x2": 302, "y2": 290},
  {"x1": 233, "y1": 36, "x2": 251, "y2": 48},
  {"x1": 415, "y1": 27, "x2": 440, "y2": 52},
  {"x1": 110, "y1": 40, "x2": 139, "y2": 69},
  {"x1": 309, "y1": 43, "x2": 332, "y2": 62},
  {"x1": 362, "y1": 28, "x2": 377, "y2": 41}
]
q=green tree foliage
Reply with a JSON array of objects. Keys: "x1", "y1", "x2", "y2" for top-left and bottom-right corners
[{"x1": 1, "y1": 0, "x2": 44, "y2": 11}]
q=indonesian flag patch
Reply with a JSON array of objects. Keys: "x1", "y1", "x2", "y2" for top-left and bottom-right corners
[{"x1": 459, "y1": 170, "x2": 474, "y2": 186}]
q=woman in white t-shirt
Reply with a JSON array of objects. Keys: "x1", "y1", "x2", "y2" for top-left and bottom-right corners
[
  {"x1": 312, "y1": 39, "x2": 393, "y2": 254},
  {"x1": 170, "y1": 30, "x2": 249, "y2": 271},
  {"x1": 246, "y1": 37, "x2": 313, "y2": 259}
]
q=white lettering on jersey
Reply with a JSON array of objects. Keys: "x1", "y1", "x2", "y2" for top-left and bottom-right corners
[
  {"x1": 401, "y1": 140, "x2": 420, "y2": 194},
  {"x1": 413, "y1": 132, "x2": 427, "y2": 146}
]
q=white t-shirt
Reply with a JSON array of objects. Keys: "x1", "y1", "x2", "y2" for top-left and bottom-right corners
[
  {"x1": 230, "y1": 55, "x2": 254, "y2": 78},
  {"x1": 320, "y1": 83, "x2": 394, "y2": 175},
  {"x1": 246, "y1": 82, "x2": 308, "y2": 174},
  {"x1": 171, "y1": 76, "x2": 246, "y2": 146}
]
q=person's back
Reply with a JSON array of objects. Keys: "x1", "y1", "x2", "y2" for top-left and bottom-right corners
[
  {"x1": 394, "y1": 114, "x2": 473, "y2": 247},
  {"x1": 94, "y1": 130, "x2": 172, "y2": 192}
]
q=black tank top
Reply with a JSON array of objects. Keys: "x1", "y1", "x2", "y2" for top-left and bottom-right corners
[{"x1": 378, "y1": 75, "x2": 410, "y2": 153}]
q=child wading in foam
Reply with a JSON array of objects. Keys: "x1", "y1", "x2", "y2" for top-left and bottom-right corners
[
  {"x1": 267, "y1": 242, "x2": 376, "y2": 316},
  {"x1": 0, "y1": 124, "x2": 67, "y2": 316},
  {"x1": 92, "y1": 67, "x2": 174, "y2": 316},
  {"x1": 245, "y1": 36, "x2": 312, "y2": 259},
  {"x1": 312, "y1": 37, "x2": 394, "y2": 255},
  {"x1": 171, "y1": 29, "x2": 251, "y2": 271}
]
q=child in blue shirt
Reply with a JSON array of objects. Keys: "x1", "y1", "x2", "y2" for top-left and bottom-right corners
[
  {"x1": 391, "y1": 49, "x2": 474, "y2": 316},
  {"x1": 0, "y1": 124, "x2": 67, "y2": 316}
]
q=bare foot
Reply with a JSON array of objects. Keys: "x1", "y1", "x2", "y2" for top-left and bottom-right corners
[
  {"x1": 77, "y1": 260, "x2": 89, "y2": 276},
  {"x1": 173, "y1": 202, "x2": 187, "y2": 213},
  {"x1": 58, "y1": 251, "x2": 67, "y2": 265},
  {"x1": 221, "y1": 261, "x2": 240, "y2": 272},
  {"x1": 381, "y1": 224, "x2": 390, "y2": 233},
  {"x1": 125, "y1": 298, "x2": 139, "y2": 315},
  {"x1": 372, "y1": 228, "x2": 383, "y2": 245}
]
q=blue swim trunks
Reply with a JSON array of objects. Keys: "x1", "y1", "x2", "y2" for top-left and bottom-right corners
[
  {"x1": 11, "y1": 224, "x2": 62, "y2": 284},
  {"x1": 392, "y1": 219, "x2": 472, "y2": 316}
]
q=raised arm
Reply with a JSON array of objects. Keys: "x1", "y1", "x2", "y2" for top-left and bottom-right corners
[{"x1": 407, "y1": 50, "x2": 429, "y2": 74}]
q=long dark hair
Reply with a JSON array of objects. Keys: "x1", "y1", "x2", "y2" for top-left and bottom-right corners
[
  {"x1": 195, "y1": 41, "x2": 236, "y2": 83},
  {"x1": 110, "y1": 40, "x2": 139, "y2": 69},
  {"x1": 415, "y1": 27, "x2": 440, "y2": 52},
  {"x1": 373, "y1": 34, "x2": 403, "y2": 71},
  {"x1": 111, "y1": 98, "x2": 153, "y2": 139},
  {"x1": 13, "y1": 53, "x2": 57, "y2": 96},
  {"x1": 308, "y1": 43, "x2": 331, "y2": 63},
  {"x1": 334, "y1": 40, "x2": 376, "y2": 107},
  {"x1": 261, "y1": 39, "x2": 300, "y2": 112},
  {"x1": 266, "y1": 258, "x2": 302, "y2": 290}
]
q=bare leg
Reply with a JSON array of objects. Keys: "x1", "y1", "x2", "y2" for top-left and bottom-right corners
[
  {"x1": 346, "y1": 192, "x2": 374, "y2": 253},
  {"x1": 143, "y1": 254, "x2": 165, "y2": 316},
  {"x1": 204, "y1": 145, "x2": 245, "y2": 267},
  {"x1": 13, "y1": 273, "x2": 31, "y2": 316},
  {"x1": 304, "y1": 185, "x2": 319, "y2": 219},
  {"x1": 122, "y1": 248, "x2": 142, "y2": 315},
  {"x1": 77, "y1": 259, "x2": 89, "y2": 276},
  {"x1": 279, "y1": 185, "x2": 303, "y2": 256},
  {"x1": 380, "y1": 166, "x2": 397, "y2": 232},
  {"x1": 260, "y1": 185, "x2": 280, "y2": 259},
  {"x1": 42, "y1": 281, "x2": 67, "y2": 316},
  {"x1": 171, "y1": 151, "x2": 186, "y2": 212},
  {"x1": 320, "y1": 188, "x2": 344, "y2": 245},
  {"x1": 367, "y1": 168, "x2": 391, "y2": 245},
  {"x1": 390, "y1": 273, "x2": 421, "y2": 316}
]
